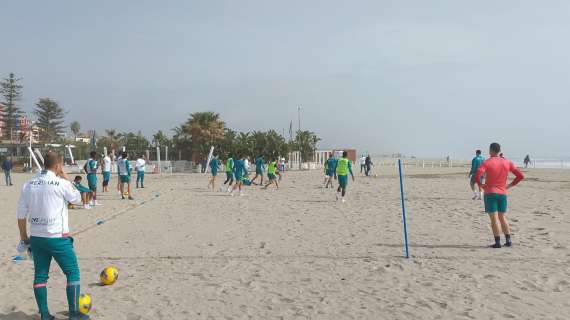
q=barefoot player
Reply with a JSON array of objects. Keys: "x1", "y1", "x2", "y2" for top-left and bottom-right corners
[{"x1": 475, "y1": 143, "x2": 524, "y2": 248}]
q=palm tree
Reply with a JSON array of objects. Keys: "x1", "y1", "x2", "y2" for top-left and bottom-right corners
[
  {"x1": 99, "y1": 129, "x2": 123, "y2": 151},
  {"x1": 184, "y1": 112, "x2": 225, "y2": 161},
  {"x1": 70, "y1": 121, "x2": 81, "y2": 140}
]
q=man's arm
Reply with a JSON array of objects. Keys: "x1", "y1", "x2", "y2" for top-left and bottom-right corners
[
  {"x1": 508, "y1": 162, "x2": 524, "y2": 189},
  {"x1": 16, "y1": 184, "x2": 30, "y2": 242},
  {"x1": 349, "y1": 162, "x2": 355, "y2": 181}
]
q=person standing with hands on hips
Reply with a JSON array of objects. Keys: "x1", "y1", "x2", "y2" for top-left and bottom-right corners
[
  {"x1": 475, "y1": 143, "x2": 524, "y2": 248},
  {"x1": 16, "y1": 152, "x2": 89, "y2": 319}
]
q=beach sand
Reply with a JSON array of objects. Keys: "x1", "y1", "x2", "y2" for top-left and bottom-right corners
[{"x1": 0, "y1": 167, "x2": 568, "y2": 319}]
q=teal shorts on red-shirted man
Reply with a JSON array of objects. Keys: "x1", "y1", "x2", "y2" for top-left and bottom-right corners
[{"x1": 484, "y1": 193, "x2": 508, "y2": 213}]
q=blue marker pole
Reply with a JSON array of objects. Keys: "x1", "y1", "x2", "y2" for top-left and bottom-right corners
[{"x1": 398, "y1": 159, "x2": 410, "y2": 259}]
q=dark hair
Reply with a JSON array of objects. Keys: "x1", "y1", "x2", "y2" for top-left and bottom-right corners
[
  {"x1": 490, "y1": 143, "x2": 501, "y2": 154},
  {"x1": 476, "y1": 150, "x2": 482, "y2": 155},
  {"x1": 43, "y1": 151, "x2": 61, "y2": 169},
  {"x1": 90, "y1": 151, "x2": 97, "y2": 158},
  {"x1": 74, "y1": 175, "x2": 82, "y2": 181},
  {"x1": 343, "y1": 151, "x2": 348, "y2": 157},
  {"x1": 122, "y1": 152, "x2": 128, "y2": 158}
]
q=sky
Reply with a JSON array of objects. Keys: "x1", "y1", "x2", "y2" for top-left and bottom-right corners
[{"x1": 1, "y1": 0, "x2": 569, "y2": 159}]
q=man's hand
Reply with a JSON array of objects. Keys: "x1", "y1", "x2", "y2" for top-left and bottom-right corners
[
  {"x1": 507, "y1": 183, "x2": 513, "y2": 190},
  {"x1": 351, "y1": 175, "x2": 355, "y2": 182},
  {"x1": 18, "y1": 219, "x2": 29, "y2": 243}
]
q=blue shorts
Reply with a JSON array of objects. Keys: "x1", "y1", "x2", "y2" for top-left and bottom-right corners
[
  {"x1": 256, "y1": 168, "x2": 263, "y2": 175},
  {"x1": 338, "y1": 175, "x2": 348, "y2": 188},
  {"x1": 211, "y1": 170, "x2": 218, "y2": 177},
  {"x1": 326, "y1": 170, "x2": 334, "y2": 177},
  {"x1": 484, "y1": 193, "x2": 508, "y2": 213}
]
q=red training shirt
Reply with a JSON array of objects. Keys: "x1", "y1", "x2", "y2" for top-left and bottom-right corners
[{"x1": 475, "y1": 156, "x2": 524, "y2": 195}]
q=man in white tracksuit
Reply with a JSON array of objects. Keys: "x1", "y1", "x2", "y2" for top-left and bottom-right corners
[{"x1": 17, "y1": 152, "x2": 89, "y2": 319}]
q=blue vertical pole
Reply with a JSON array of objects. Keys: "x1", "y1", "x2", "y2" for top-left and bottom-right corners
[{"x1": 398, "y1": 159, "x2": 410, "y2": 259}]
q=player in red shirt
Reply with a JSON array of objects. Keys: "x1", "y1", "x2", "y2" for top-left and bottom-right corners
[{"x1": 475, "y1": 143, "x2": 524, "y2": 248}]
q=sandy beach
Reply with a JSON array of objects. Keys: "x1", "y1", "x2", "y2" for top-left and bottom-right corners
[{"x1": 0, "y1": 167, "x2": 568, "y2": 319}]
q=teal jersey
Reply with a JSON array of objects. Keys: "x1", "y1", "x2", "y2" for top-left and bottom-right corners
[
  {"x1": 233, "y1": 159, "x2": 247, "y2": 177},
  {"x1": 210, "y1": 159, "x2": 220, "y2": 172},
  {"x1": 255, "y1": 157, "x2": 265, "y2": 171},
  {"x1": 470, "y1": 155, "x2": 485, "y2": 176},
  {"x1": 325, "y1": 158, "x2": 337, "y2": 172},
  {"x1": 86, "y1": 158, "x2": 98, "y2": 174}
]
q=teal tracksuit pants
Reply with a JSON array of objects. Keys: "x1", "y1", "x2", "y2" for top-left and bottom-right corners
[{"x1": 30, "y1": 236, "x2": 81, "y2": 317}]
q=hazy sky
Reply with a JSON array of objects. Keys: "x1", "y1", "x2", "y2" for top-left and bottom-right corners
[{"x1": 1, "y1": 0, "x2": 569, "y2": 158}]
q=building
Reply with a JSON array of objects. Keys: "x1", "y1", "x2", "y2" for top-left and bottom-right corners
[
  {"x1": 0, "y1": 105, "x2": 40, "y2": 144},
  {"x1": 0, "y1": 102, "x2": 5, "y2": 138}
]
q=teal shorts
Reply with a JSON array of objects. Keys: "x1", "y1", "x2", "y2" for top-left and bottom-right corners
[
  {"x1": 226, "y1": 172, "x2": 234, "y2": 180},
  {"x1": 338, "y1": 175, "x2": 348, "y2": 188},
  {"x1": 326, "y1": 170, "x2": 334, "y2": 177},
  {"x1": 102, "y1": 171, "x2": 111, "y2": 183},
  {"x1": 120, "y1": 175, "x2": 131, "y2": 183},
  {"x1": 87, "y1": 173, "x2": 97, "y2": 191},
  {"x1": 211, "y1": 170, "x2": 218, "y2": 177},
  {"x1": 268, "y1": 173, "x2": 276, "y2": 180},
  {"x1": 484, "y1": 193, "x2": 508, "y2": 213}
]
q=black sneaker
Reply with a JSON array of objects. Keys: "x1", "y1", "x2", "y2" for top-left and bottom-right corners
[
  {"x1": 69, "y1": 313, "x2": 90, "y2": 319},
  {"x1": 489, "y1": 243, "x2": 502, "y2": 249},
  {"x1": 41, "y1": 314, "x2": 55, "y2": 320},
  {"x1": 504, "y1": 242, "x2": 513, "y2": 247}
]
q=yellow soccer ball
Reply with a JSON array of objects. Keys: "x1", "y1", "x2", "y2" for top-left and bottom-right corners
[
  {"x1": 100, "y1": 266, "x2": 119, "y2": 286},
  {"x1": 78, "y1": 294, "x2": 92, "y2": 314}
]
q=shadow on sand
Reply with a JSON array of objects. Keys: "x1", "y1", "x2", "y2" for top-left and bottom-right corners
[{"x1": 0, "y1": 312, "x2": 36, "y2": 320}]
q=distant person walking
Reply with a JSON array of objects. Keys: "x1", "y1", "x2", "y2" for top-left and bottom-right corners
[
  {"x1": 117, "y1": 152, "x2": 133, "y2": 200},
  {"x1": 16, "y1": 151, "x2": 88, "y2": 319},
  {"x1": 475, "y1": 143, "x2": 524, "y2": 249},
  {"x1": 135, "y1": 154, "x2": 146, "y2": 188},
  {"x1": 524, "y1": 155, "x2": 531, "y2": 168},
  {"x1": 469, "y1": 150, "x2": 485, "y2": 200},
  {"x1": 84, "y1": 151, "x2": 99, "y2": 206},
  {"x1": 365, "y1": 155, "x2": 373, "y2": 176},
  {"x1": 2, "y1": 156, "x2": 14, "y2": 186},
  {"x1": 323, "y1": 155, "x2": 337, "y2": 188},
  {"x1": 359, "y1": 156, "x2": 366, "y2": 174},
  {"x1": 207, "y1": 155, "x2": 220, "y2": 191},
  {"x1": 335, "y1": 151, "x2": 355, "y2": 203},
  {"x1": 102, "y1": 152, "x2": 112, "y2": 192}
]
